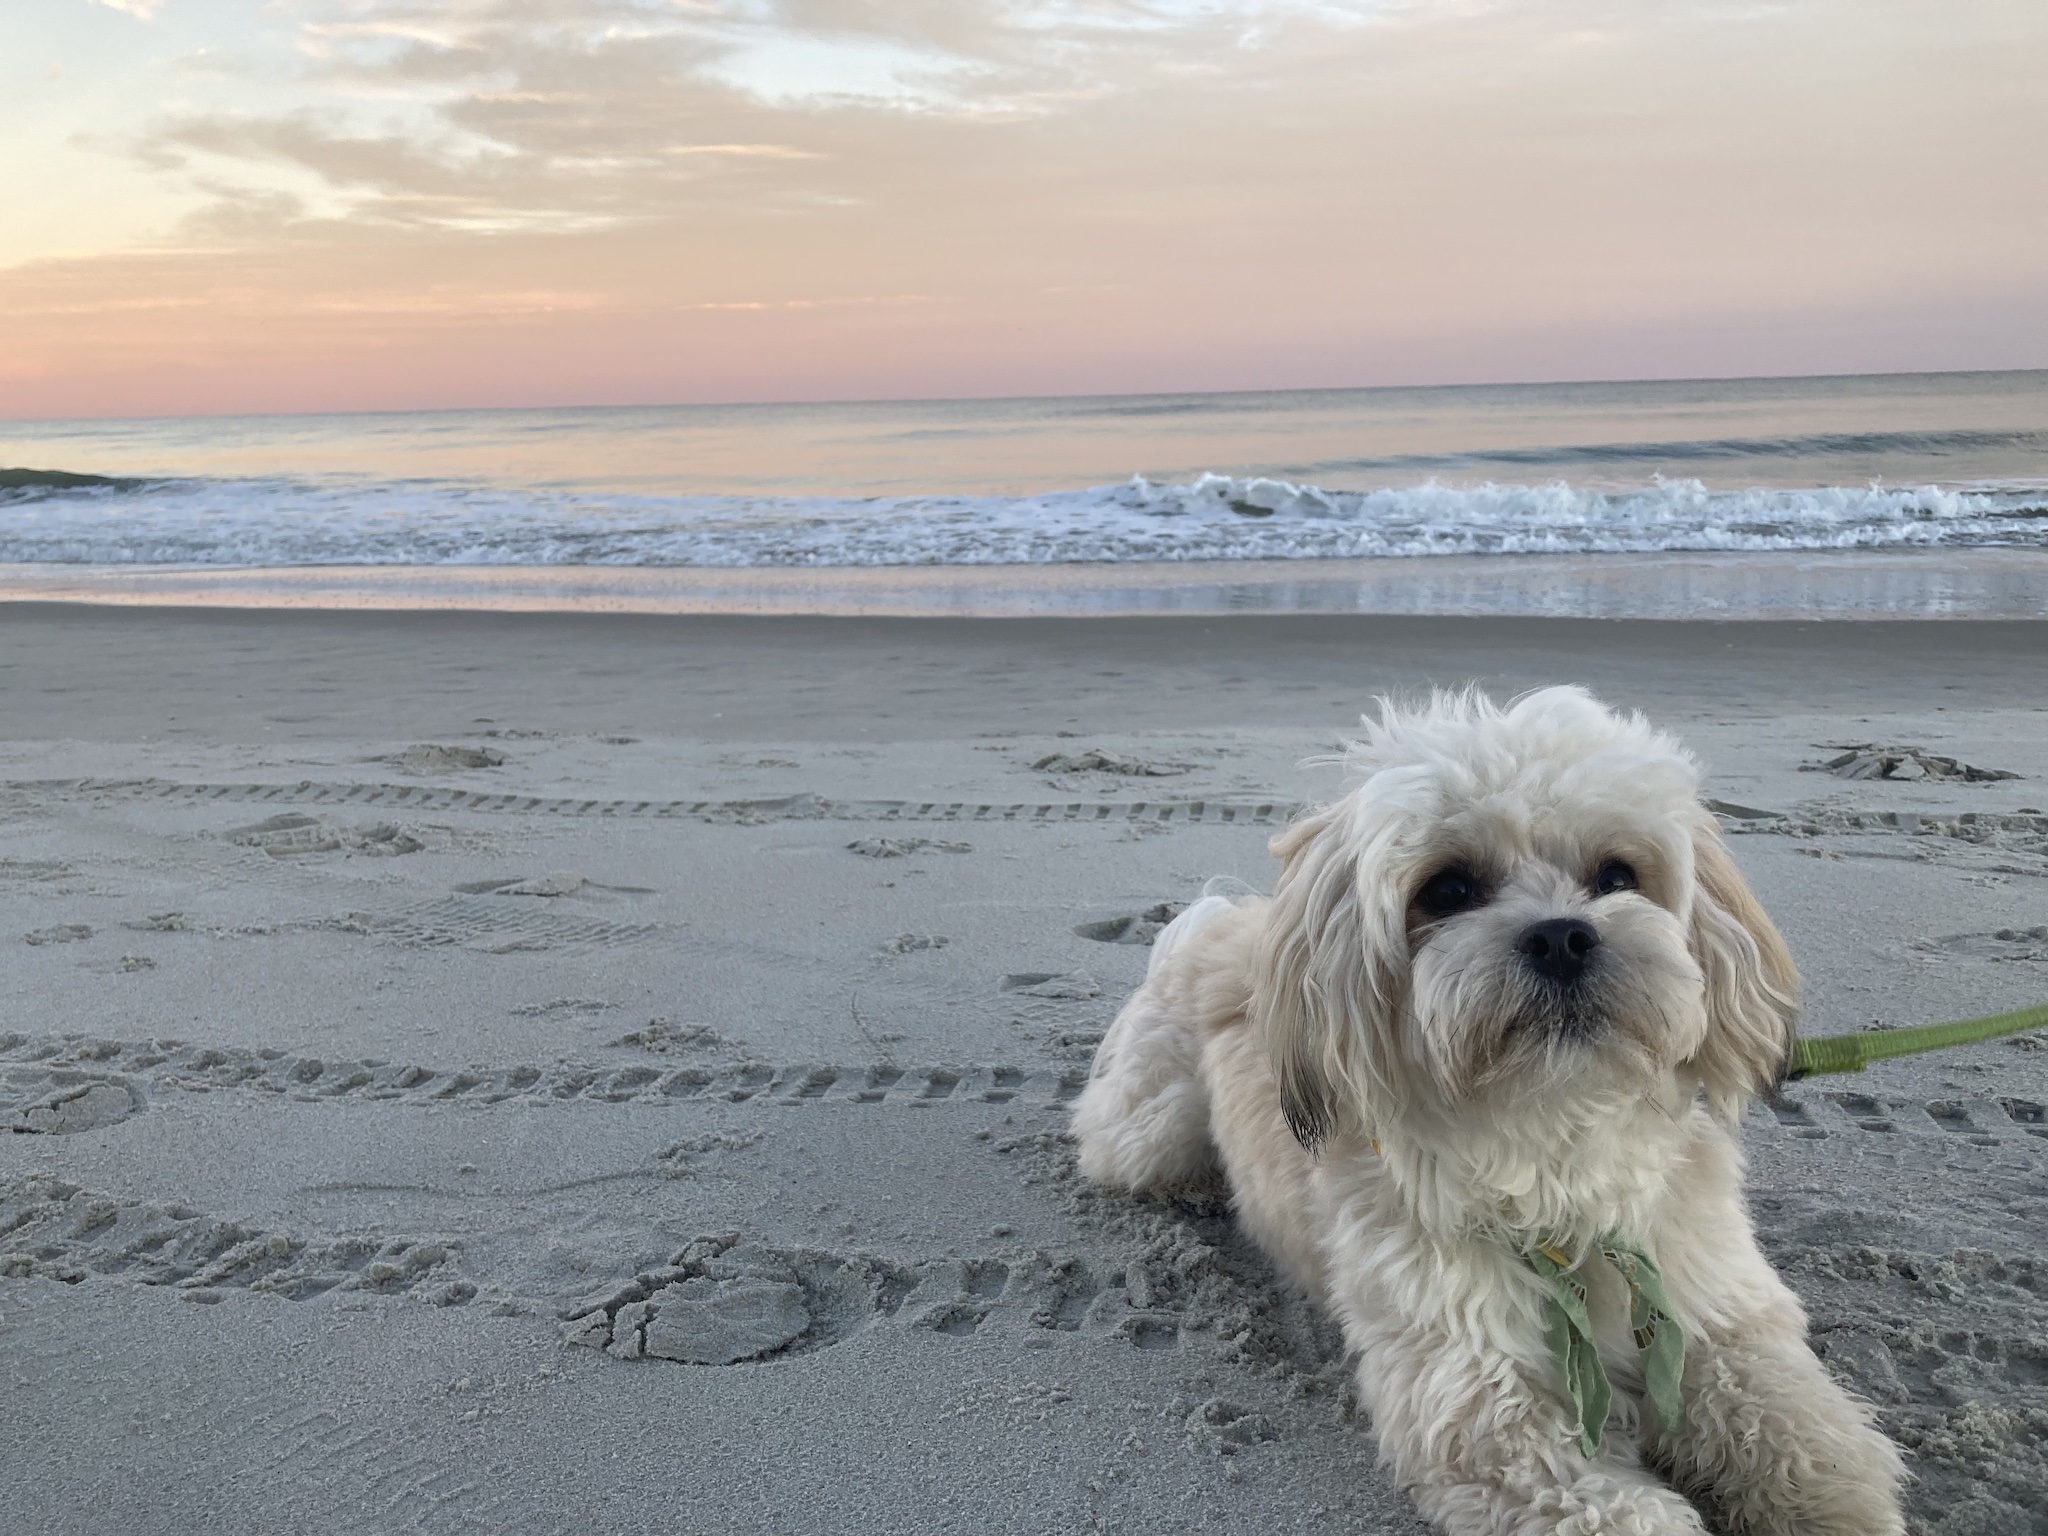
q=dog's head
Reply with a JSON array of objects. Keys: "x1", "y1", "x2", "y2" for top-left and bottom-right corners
[{"x1": 1251, "y1": 686, "x2": 1797, "y2": 1151}]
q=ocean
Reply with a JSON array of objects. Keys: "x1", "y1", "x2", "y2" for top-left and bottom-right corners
[{"x1": 3, "y1": 371, "x2": 2046, "y2": 616}]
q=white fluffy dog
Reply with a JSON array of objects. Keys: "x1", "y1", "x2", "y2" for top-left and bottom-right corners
[{"x1": 1072, "y1": 687, "x2": 1904, "y2": 1536}]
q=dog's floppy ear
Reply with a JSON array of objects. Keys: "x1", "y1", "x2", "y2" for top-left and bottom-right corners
[
  {"x1": 1250, "y1": 797, "x2": 1405, "y2": 1152},
  {"x1": 1685, "y1": 817, "x2": 1799, "y2": 1118}
]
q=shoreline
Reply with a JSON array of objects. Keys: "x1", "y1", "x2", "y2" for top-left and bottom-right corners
[{"x1": 2, "y1": 545, "x2": 2045, "y2": 619}]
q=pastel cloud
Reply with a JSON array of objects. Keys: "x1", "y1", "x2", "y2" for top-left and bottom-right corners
[{"x1": 3, "y1": 0, "x2": 2044, "y2": 417}]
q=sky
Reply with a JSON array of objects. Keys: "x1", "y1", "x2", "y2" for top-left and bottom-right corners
[{"x1": 3, "y1": 0, "x2": 2046, "y2": 419}]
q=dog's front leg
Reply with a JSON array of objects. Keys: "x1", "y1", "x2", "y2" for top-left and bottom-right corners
[
  {"x1": 1355, "y1": 1321, "x2": 1709, "y2": 1536},
  {"x1": 1650, "y1": 1280, "x2": 1906, "y2": 1536}
]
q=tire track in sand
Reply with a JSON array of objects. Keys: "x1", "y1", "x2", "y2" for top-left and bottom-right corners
[
  {"x1": 4, "y1": 777, "x2": 1305, "y2": 827},
  {"x1": 0, "y1": 1031, "x2": 1087, "y2": 1116}
]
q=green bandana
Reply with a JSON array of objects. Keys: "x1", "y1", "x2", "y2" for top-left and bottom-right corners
[{"x1": 1523, "y1": 1237, "x2": 1686, "y2": 1456}]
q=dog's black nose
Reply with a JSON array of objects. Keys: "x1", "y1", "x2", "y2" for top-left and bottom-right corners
[{"x1": 1517, "y1": 918, "x2": 1599, "y2": 983}]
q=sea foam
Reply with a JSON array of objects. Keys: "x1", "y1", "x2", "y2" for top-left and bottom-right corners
[{"x1": 1, "y1": 472, "x2": 2043, "y2": 569}]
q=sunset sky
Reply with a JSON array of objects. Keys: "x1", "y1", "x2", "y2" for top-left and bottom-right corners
[{"x1": 5, "y1": 0, "x2": 2046, "y2": 419}]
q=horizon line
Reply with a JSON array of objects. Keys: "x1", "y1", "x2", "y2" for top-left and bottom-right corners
[{"x1": 5, "y1": 364, "x2": 2043, "y2": 431}]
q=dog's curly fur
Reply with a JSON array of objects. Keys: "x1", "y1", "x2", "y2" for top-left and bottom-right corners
[{"x1": 1072, "y1": 687, "x2": 1905, "y2": 1536}]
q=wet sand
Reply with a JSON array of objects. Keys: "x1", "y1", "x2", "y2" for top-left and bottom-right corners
[{"x1": 5, "y1": 603, "x2": 2047, "y2": 740}]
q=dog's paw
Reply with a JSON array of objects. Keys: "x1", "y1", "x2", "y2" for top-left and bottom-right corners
[{"x1": 1497, "y1": 1476, "x2": 1708, "y2": 1536}]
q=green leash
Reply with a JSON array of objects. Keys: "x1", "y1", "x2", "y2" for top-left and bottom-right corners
[{"x1": 1788, "y1": 1000, "x2": 2048, "y2": 1079}]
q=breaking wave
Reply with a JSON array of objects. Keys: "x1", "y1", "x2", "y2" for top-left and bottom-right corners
[{"x1": 2, "y1": 471, "x2": 2045, "y2": 569}]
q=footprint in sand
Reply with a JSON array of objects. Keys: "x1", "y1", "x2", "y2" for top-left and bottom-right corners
[
  {"x1": 1031, "y1": 749, "x2": 1189, "y2": 778},
  {"x1": 23, "y1": 924, "x2": 93, "y2": 946},
  {"x1": 458, "y1": 872, "x2": 587, "y2": 897},
  {"x1": 637, "y1": 1278, "x2": 812, "y2": 1364},
  {"x1": 226, "y1": 813, "x2": 424, "y2": 858},
  {"x1": 566, "y1": 1237, "x2": 915, "y2": 1364},
  {"x1": 2, "y1": 1075, "x2": 139, "y2": 1135},
  {"x1": 0, "y1": 1174, "x2": 472, "y2": 1304},
  {"x1": 511, "y1": 997, "x2": 617, "y2": 1019},
  {"x1": 1803, "y1": 745, "x2": 2020, "y2": 782},
  {"x1": 881, "y1": 933, "x2": 950, "y2": 955},
  {"x1": 1072, "y1": 902, "x2": 1189, "y2": 946},
  {"x1": 1929, "y1": 926, "x2": 2048, "y2": 963},
  {"x1": 1001, "y1": 972, "x2": 1101, "y2": 999},
  {"x1": 393, "y1": 744, "x2": 508, "y2": 775},
  {"x1": 454, "y1": 873, "x2": 655, "y2": 898},
  {"x1": 565, "y1": 1240, "x2": 1171, "y2": 1366},
  {"x1": 846, "y1": 837, "x2": 972, "y2": 858},
  {"x1": 606, "y1": 1019, "x2": 746, "y2": 1054}
]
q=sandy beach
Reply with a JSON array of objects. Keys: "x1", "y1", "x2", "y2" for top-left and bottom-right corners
[{"x1": 3, "y1": 603, "x2": 2045, "y2": 1536}]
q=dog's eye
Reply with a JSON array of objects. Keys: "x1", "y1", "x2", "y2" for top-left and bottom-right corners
[
  {"x1": 1416, "y1": 868, "x2": 1483, "y2": 917},
  {"x1": 1593, "y1": 860, "x2": 1638, "y2": 896}
]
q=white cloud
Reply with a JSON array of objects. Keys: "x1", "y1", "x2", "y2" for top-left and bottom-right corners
[
  {"x1": 702, "y1": 32, "x2": 984, "y2": 110},
  {"x1": 92, "y1": 0, "x2": 165, "y2": 20}
]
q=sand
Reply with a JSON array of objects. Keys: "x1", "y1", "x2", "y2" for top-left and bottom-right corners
[
  {"x1": 1, "y1": 603, "x2": 2044, "y2": 1536},
  {"x1": 6, "y1": 547, "x2": 2048, "y2": 621}
]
